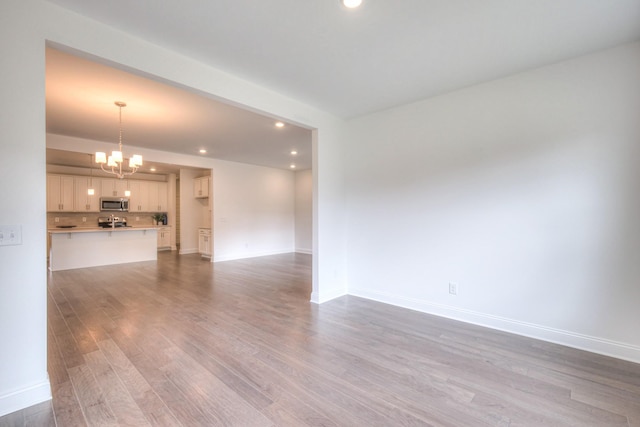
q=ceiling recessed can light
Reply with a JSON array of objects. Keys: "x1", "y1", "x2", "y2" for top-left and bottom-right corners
[
  {"x1": 290, "y1": 164, "x2": 296, "y2": 169},
  {"x1": 199, "y1": 149, "x2": 207, "y2": 154},
  {"x1": 290, "y1": 150, "x2": 298, "y2": 155},
  {"x1": 342, "y1": 0, "x2": 362, "y2": 8},
  {"x1": 275, "y1": 121, "x2": 285, "y2": 128}
]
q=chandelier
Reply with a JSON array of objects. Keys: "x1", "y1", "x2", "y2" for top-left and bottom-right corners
[{"x1": 95, "y1": 101, "x2": 142, "y2": 179}]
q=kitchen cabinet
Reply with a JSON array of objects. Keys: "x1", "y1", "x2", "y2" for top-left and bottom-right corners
[
  {"x1": 198, "y1": 228, "x2": 212, "y2": 258},
  {"x1": 193, "y1": 176, "x2": 209, "y2": 198},
  {"x1": 157, "y1": 226, "x2": 171, "y2": 250},
  {"x1": 147, "y1": 181, "x2": 168, "y2": 212},
  {"x1": 101, "y1": 178, "x2": 128, "y2": 197},
  {"x1": 157, "y1": 182, "x2": 168, "y2": 211},
  {"x1": 128, "y1": 180, "x2": 149, "y2": 212},
  {"x1": 47, "y1": 175, "x2": 75, "y2": 212},
  {"x1": 74, "y1": 176, "x2": 100, "y2": 212},
  {"x1": 127, "y1": 181, "x2": 167, "y2": 212}
]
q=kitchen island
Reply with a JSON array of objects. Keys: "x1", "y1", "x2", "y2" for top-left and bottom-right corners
[{"x1": 48, "y1": 227, "x2": 158, "y2": 271}]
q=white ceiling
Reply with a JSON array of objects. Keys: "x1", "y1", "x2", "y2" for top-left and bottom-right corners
[
  {"x1": 45, "y1": 1, "x2": 640, "y2": 172},
  {"x1": 46, "y1": 0, "x2": 640, "y2": 119},
  {"x1": 46, "y1": 48, "x2": 312, "y2": 172}
]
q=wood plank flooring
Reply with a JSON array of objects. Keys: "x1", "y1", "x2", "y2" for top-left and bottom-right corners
[{"x1": 2, "y1": 251, "x2": 640, "y2": 426}]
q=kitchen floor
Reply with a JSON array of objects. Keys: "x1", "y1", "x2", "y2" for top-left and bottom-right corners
[{"x1": 2, "y1": 251, "x2": 640, "y2": 425}]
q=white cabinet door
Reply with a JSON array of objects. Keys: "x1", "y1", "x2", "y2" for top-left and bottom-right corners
[
  {"x1": 128, "y1": 180, "x2": 149, "y2": 212},
  {"x1": 147, "y1": 182, "x2": 159, "y2": 212},
  {"x1": 47, "y1": 175, "x2": 74, "y2": 212},
  {"x1": 193, "y1": 176, "x2": 209, "y2": 198},
  {"x1": 101, "y1": 178, "x2": 128, "y2": 197},
  {"x1": 198, "y1": 229, "x2": 212, "y2": 257},
  {"x1": 157, "y1": 226, "x2": 171, "y2": 249},
  {"x1": 157, "y1": 182, "x2": 168, "y2": 211},
  {"x1": 147, "y1": 181, "x2": 168, "y2": 212},
  {"x1": 74, "y1": 177, "x2": 100, "y2": 212}
]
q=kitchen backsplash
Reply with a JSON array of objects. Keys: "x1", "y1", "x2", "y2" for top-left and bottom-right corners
[{"x1": 47, "y1": 212, "x2": 159, "y2": 229}]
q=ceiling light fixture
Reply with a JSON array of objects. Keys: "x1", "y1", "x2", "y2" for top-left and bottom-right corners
[
  {"x1": 199, "y1": 149, "x2": 207, "y2": 154},
  {"x1": 290, "y1": 150, "x2": 298, "y2": 155},
  {"x1": 342, "y1": 0, "x2": 362, "y2": 8},
  {"x1": 95, "y1": 101, "x2": 142, "y2": 179},
  {"x1": 290, "y1": 164, "x2": 296, "y2": 169},
  {"x1": 275, "y1": 121, "x2": 285, "y2": 128}
]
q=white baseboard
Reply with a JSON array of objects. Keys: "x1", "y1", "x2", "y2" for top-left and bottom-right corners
[
  {"x1": 213, "y1": 249, "x2": 294, "y2": 263},
  {"x1": 295, "y1": 248, "x2": 313, "y2": 255},
  {"x1": 0, "y1": 379, "x2": 51, "y2": 417},
  {"x1": 311, "y1": 286, "x2": 347, "y2": 304},
  {"x1": 348, "y1": 288, "x2": 640, "y2": 364},
  {"x1": 178, "y1": 248, "x2": 199, "y2": 255}
]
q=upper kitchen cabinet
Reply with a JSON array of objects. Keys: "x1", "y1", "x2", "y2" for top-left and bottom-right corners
[
  {"x1": 157, "y1": 182, "x2": 168, "y2": 211},
  {"x1": 101, "y1": 178, "x2": 128, "y2": 198},
  {"x1": 147, "y1": 181, "x2": 168, "y2": 212},
  {"x1": 47, "y1": 174, "x2": 74, "y2": 212},
  {"x1": 128, "y1": 180, "x2": 149, "y2": 212},
  {"x1": 194, "y1": 176, "x2": 210, "y2": 198},
  {"x1": 74, "y1": 176, "x2": 100, "y2": 212}
]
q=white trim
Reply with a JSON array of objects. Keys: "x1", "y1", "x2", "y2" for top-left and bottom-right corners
[
  {"x1": 311, "y1": 287, "x2": 347, "y2": 304},
  {"x1": 0, "y1": 379, "x2": 51, "y2": 418},
  {"x1": 295, "y1": 248, "x2": 313, "y2": 255},
  {"x1": 179, "y1": 248, "x2": 199, "y2": 255},
  {"x1": 349, "y1": 288, "x2": 640, "y2": 364},
  {"x1": 213, "y1": 249, "x2": 294, "y2": 263}
]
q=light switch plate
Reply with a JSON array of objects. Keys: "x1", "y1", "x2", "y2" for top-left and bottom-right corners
[{"x1": 0, "y1": 225, "x2": 22, "y2": 246}]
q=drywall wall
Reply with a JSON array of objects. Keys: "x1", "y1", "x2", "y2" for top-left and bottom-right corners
[
  {"x1": 0, "y1": 0, "x2": 51, "y2": 416},
  {"x1": 2, "y1": 0, "x2": 347, "y2": 415},
  {"x1": 295, "y1": 169, "x2": 313, "y2": 253},
  {"x1": 212, "y1": 159, "x2": 295, "y2": 261},
  {"x1": 345, "y1": 42, "x2": 640, "y2": 362}
]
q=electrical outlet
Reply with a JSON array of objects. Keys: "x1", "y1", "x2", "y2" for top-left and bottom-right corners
[
  {"x1": 449, "y1": 282, "x2": 458, "y2": 295},
  {"x1": 82, "y1": 217, "x2": 87, "y2": 223},
  {"x1": 54, "y1": 217, "x2": 60, "y2": 223}
]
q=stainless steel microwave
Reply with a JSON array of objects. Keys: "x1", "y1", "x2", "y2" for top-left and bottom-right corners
[{"x1": 100, "y1": 197, "x2": 129, "y2": 212}]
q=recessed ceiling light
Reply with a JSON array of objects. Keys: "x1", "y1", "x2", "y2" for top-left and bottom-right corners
[
  {"x1": 275, "y1": 122, "x2": 285, "y2": 128},
  {"x1": 290, "y1": 150, "x2": 298, "y2": 155},
  {"x1": 199, "y1": 149, "x2": 207, "y2": 154},
  {"x1": 342, "y1": 0, "x2": 362, "y2": 8},
  {"x1": 290, "y1": 164, "x2": 296, "y2": 169},
  {"x1": 150, "y1": 167, "x2": 157, "y2": 172}
]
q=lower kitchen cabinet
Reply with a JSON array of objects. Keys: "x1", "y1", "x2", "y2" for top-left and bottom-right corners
[
  {"x1": 198, "y1": 228, "x2": 212, "y2": 258},
  {"x1": 157, "y1": 226, "x2": 171, "y2": 250}
]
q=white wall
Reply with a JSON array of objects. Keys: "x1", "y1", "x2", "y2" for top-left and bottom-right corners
[
  {"x1": 2, "y1": 0, "x2": 347, "y2": 415},
  {"x1": 0, "y1": 0, "x2": 51, "y2": 416},
  {"x1": 295, "y1": 169, "x2": 313, "y2": 253},
  {"x1": 346, "y1": 42, "x2": 640, "y2": 362},
  {"x1": 213, "y1": 159, "x2": 295, "y2": 262}
]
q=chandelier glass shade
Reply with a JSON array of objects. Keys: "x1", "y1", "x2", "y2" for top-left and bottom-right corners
[{"x1": 96, "y1": 101, "x2": 142, "y2": 179}]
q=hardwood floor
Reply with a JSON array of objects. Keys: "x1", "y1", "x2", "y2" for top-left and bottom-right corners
[{"x1": 2, "y1": 251, "x2": 640, "y2": 426}]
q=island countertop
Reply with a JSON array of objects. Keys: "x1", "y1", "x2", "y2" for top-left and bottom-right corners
[
  {"x1": 48, "y1": 226, "x2": 159, "y2": 234},
  {"x1": 49, "y1": 227, "x2": 158, "y2": 271}
]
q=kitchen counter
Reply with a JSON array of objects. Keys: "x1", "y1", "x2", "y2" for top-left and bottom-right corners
[
  {"x1": 49, "y1": 227, "x2": 158, "y2": 271},
  {"x1": 48, "y1": 226, "x2": 158, "y2": 234}
]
